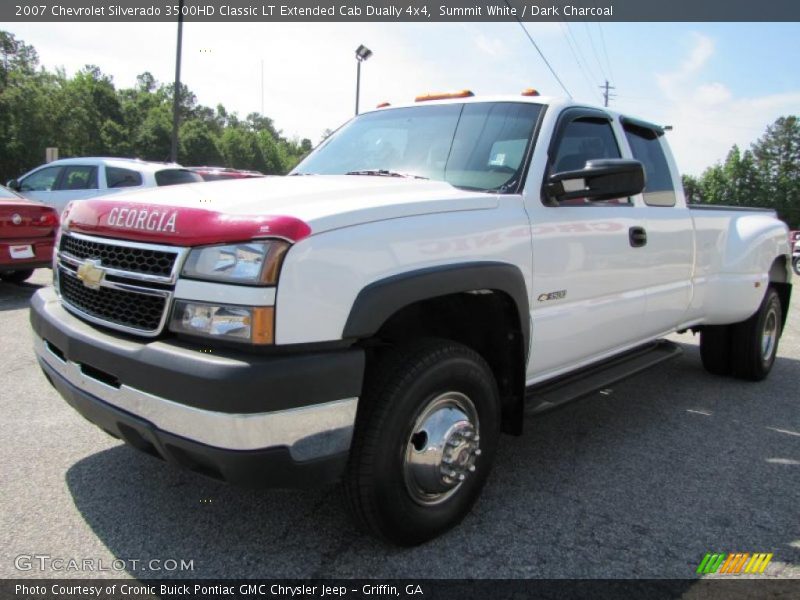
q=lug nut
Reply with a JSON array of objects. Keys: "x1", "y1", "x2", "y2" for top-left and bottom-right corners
[
  {"x1": 468, "y1": 465, "x2": 476, "y2": 472},
  {"x1": 458, "y1": 473, "x2": 465, "y2": 481},
  {"x1": 474, "y1": 449, "x2": 482, "y2": 456}
]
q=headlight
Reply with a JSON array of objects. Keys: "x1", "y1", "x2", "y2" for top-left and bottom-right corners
[
  {"x1": 181, "y1": 240, "x2": 289, "y2": 285},
  {"x1": 170, "y1": 301, "x2": 274, "y2": 344}
]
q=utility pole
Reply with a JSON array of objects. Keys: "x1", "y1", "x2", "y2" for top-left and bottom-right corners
[
  {"x1": 599, "y1": 79, "x2": 616, "y2": 108},
  {"x1": 170, "y1": 0, "x2": 184, "y2": 163}
]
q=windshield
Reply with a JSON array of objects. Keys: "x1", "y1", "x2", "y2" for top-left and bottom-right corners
[{"x1": 293, "y1": 102, "x2": 543, "y2": 193}]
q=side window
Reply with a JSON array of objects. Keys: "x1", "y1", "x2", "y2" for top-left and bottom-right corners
[
  {"x1": 56, "y1": 166, "x2": 98, "y2": 191},
  {"x1": 19, "y1": 166, "x2": 64, "y2": 192},
  {"x1": 550, "y1": 117, "x2": 627, "y2": 206},
  {"x1": 623, "y1": 123, "x2": 676, "y2": 207},
  {"x1": 106, "y1": 167, "x2": 143, "y2": 188},
  {"x1": 155, "y1": 169, "x2": 204, "y2": 186}
]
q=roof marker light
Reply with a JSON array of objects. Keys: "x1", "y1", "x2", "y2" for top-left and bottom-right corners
[
  {"x1": 521, "y1": 88, "x2": 540, "y2": 97},
  {"x1": 415, "y1": 90, "x2": 474, "y2": 102},
  {"x1": 376, "y1": 102, "x2": 391, "y2": 108}
]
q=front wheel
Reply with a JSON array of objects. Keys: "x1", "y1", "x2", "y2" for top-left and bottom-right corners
[
  {"x1": 345, "y1": 339, "x2": 500, "y2": 545},
  {"x1": 793, "y1": 256, "x2": 800, "y2": 276}
]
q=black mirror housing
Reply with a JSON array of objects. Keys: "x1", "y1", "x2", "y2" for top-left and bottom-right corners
[
  {"x1": 6, "y1": 179, "x2": 20, "y2": 191},
  {"x1": 547, "y1": 159, "x2": 646, "y2": 203}
]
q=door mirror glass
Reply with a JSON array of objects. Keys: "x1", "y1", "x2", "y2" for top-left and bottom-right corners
[{"x1": 546, "y1": 159, "x2": 646, "y2": 203}]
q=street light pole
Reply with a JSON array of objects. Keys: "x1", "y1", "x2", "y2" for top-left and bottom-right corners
[
  {"x1": 170, "y1": 0, "x2": 184, "y2": 163},
  {"x1": 354, "y1": 44, "x2": 372, "y2": 116}
]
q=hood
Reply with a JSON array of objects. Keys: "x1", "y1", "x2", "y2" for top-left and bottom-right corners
[{"x1": 62, "y1": 175, "x2": 498, "y2": 246}]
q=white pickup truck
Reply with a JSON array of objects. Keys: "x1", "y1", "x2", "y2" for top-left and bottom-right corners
[{"x1": 31, "y1": 92, "x2": 791, "y2": 545}]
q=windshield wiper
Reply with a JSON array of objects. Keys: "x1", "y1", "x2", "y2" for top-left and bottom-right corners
[{"x1": 345, "y1": 169, "x2": 428, "y2": 180}]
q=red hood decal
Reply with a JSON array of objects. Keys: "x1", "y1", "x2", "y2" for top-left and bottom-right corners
[{"x1": 62, "y1": 200, "x2": 311, "y2": 245}]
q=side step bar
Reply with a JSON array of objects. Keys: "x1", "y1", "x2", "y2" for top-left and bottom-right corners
[{"x1": 525, "y1": 340, "x2": 682, "y2": 415}]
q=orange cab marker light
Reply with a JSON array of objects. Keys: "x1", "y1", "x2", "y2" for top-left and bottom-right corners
[
  {"x1": 415, "y1": 90, "x2": 474, "y2": 102},
  {"x1": 521, "y1": 88, "x2": 540, "y2": 96},
  {"x1": 376, "y1": 102, "x2": 391, "y2": 108}
]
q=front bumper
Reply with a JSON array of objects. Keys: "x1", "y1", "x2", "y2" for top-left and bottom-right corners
[{"x1": 31, "y1": 287, "x2": 365, "y2": 487}]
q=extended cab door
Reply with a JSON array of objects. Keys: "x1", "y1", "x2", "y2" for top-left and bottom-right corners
[
  {"x1": 525, "y1": 108, "x2": 650, "y2": 381},
  {"x1": 620, "y1": 118, "x2": 693, "y2": 334}
]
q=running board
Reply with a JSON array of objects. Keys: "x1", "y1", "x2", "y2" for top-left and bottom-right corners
[{"x1": 525, "y1": 340, "x2": 682, "y2": 415}]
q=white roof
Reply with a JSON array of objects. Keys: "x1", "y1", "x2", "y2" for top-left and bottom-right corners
[{"x1": 43, "y1": 157, "x2": 185, "y2": 172}]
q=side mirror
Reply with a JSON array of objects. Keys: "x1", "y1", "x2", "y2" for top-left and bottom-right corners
[
  {"x1": 6, "y1": 179, "x2": 20, "y2": 191},
  {"x1": 546, "y1": 159, "x2": 646, "y2": 203}
]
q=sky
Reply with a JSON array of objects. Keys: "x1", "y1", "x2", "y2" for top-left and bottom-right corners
[{"x1": 5, "y1": 21, "x2": 800, "y2": 175}]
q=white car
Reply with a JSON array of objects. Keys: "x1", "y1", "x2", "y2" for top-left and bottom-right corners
[{"x1": 7, "y1": 157, "x2": 203, "y2": 215}]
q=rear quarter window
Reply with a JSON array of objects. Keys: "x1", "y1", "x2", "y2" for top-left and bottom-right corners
[
  {"x1": 155, "y1": 169, "x2": 204, "y2": 186},
  {"x1": 106, "y1": 167, "x2": 143, "y2": 188},
  {"x1": 623, "y1": 122, "x2": 676, "y2": 207}
]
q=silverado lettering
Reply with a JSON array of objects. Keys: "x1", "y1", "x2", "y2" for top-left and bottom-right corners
[
  {"x1": 31, "y1": 94, "x2": 792, "y2": 547},
  {"x1": 106, "y1": 207, "x2": 177, "y2": 233}
]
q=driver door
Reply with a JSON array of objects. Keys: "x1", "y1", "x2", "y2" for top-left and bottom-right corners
[{"x1": 527, "y1": 108, "x2": 650, "y2": 381}]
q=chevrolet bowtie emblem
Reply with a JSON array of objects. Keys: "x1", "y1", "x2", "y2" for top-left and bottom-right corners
[{"x1": 76, "y1": 259, "x2": 105, "y2": 290}]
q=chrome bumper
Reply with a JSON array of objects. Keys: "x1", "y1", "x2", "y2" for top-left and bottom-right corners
[{"x1": 34, "y1": 335, "x2": 358, "y2": 462}]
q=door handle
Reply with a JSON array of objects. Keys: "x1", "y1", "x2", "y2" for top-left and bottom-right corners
[{"x1": 629, "y1": 226, "x2": 647, "y2": 248}]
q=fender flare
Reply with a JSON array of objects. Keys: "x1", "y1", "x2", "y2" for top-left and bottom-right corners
[{"x1": 342, "y1": 261, "x2": 530, "y2": 354}]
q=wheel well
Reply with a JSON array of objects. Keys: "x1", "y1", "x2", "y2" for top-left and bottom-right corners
[{"x1": 361, "y1": 291, "x2": 526, "y2": 435}]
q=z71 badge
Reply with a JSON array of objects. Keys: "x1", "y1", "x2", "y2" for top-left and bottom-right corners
[{"x1": 538, "y1": 290, "x2": 567, "y2": 302}]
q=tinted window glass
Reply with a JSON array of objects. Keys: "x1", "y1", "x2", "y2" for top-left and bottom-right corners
[
  {"x1": 155, "y1": 169, "x2": 203, "y2": 186},
  {"x1": 106, "y1": 167, "x2": 143, "y2": 188},
  {"x1": 550, "y1": 118, "x2": 626, "y2": 206},
  {"x1": 57, "y1": 166, "x2": 98, "y2": 191},
  {"x1": 294, "y1": 102, "x2": 543, "y2": 193},
  {"x1": 20, "y1": 166, "x2": 63, "y2": 192},
  {"x1": 623, "y1": 123, "x2": 676, "y2": 207},
  {"x1": 553, "y1": 118, "x2": 621, "y2": 173}
]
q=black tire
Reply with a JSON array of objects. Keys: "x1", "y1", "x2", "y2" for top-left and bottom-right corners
[
  {"x1": 699, "y1": 325, "x2": 732, "y2": 376},
  {"x1": 345, "y1": 338, "x2": 500, "y2": 546},
  {"x1": 729, "y1": 287, "x2": 782, "y2": 381},
  {"x1": 793, "y1": 257, "x2": 800, "y2": 276},
  {"x1": 1, "y1": 269, "x2": 34, "y2": 284}
]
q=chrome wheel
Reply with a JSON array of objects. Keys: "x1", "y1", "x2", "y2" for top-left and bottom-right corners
[
  {"x1": 403, "y1": 391, "x2": 481, "y2": 506},
  {"x1": 761, "y1": 305, "x2": 778, "y2": 361}
]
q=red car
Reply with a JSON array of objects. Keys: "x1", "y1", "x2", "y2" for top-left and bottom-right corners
[{"x1": 0, "y1": 184, "x2": 58, "y2": 284}]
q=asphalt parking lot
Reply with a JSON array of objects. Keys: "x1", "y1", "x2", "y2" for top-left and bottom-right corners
[{"x1": 1, "y1": 269, "x2": 798, "y2": 580}]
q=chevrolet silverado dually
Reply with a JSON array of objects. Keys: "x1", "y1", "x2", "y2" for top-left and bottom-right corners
[{"x1": 31, "y1": 91, "x2": 792, "y2": 545}]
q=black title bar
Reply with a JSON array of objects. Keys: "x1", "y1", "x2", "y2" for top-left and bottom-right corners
[{"x1": 4, "y1": 0, "x2": 800, "y2": 22}]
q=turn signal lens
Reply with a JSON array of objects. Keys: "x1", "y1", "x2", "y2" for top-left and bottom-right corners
[{"x1": 170, "y1": 301, "x2": 274, "y2": 345}]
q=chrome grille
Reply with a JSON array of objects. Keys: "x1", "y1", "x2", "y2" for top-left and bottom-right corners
[
  {"x1": 58, "y1": 268, "x2": 167, "y2": 332},
  {"x1": 56, "y1": 233, "x2": 187, "y2": 337},
  {"x1": 60, "y1": 234, "x2": 177, "y2": 278}
]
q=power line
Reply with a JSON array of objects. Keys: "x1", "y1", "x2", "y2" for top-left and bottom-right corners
[
  {"x1": 559, "y1": 22, "x2": 604, "y2": 104},
  {"x1": 597, "y1": 24, "x2": 615, "y2": 83},
  {"x1": 504, "y1": 0, "x2": 572, "y2": 98},
  {"x1": 584, "y1": 23, "x2": 608, "y2": 82}
]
